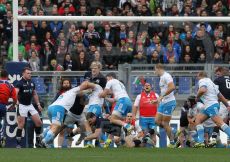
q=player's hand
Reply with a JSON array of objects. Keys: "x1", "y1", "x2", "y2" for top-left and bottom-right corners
[
  {"x1": 150, "y1": 99, "x2": 158, "y2": 104},
  {"x1": 38, "y1": 105, "x2": 43, "y2": 112},
  {"x1": 158, "y1": 96, "x2": 163, "y2": 103}
]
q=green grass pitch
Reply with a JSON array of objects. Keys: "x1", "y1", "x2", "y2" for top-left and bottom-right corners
[{"x1": 0, "y1": 148, "x2": 229, "y2": 162}]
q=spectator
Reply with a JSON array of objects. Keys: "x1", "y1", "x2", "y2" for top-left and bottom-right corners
[
  {"x1": 102, "y1": 42, "x2": 118, "y2": 70},
  {"x1": 100, "y1": 24, "x2": 115, "y2": 46},
  {"x1": 44, "y1": 31, "x2": 55, "y2": 49},
  {"x1": 92, "y1": 50, "x2": 105, "y2": 69},
  {"x1": 58, "y1": 0, "x2": 76, "y2": 15},
  {"x1": 18, "y1": 52, "x2": 28, "y2": 63},
  {"x1": 132, "y1": 51, "x2": 147, "y2": 64},
  {"x1": 163, "y1": 43, "x2": 180, "y2": 63},
  {"x1": 181, "y1": 53, "x2": 193, "y2": 64},
  {"x1": 150, "y1": 50, "x2": 162, "y2": 64},
  {"x1": 57, "y1": 40, "x2": 68, "y2": 65},
  {"x1": 83, "y1": 23, "x2": 101, "y2": 47},
  {"x1": 197, "y1": 52, "x2": 206, "y2": 63},
  {"x1": 213, "y1": 52, "x2": 223, "y2": 64},
  {"x1": 63, "y1": 53, "x2": 73, "y2": 71},
  {"x1": 8, "y1": 36, "x2": 26, "y2": 61},
  {"x1": 49, "y1": 21, "x2": 63, "y2": 39},
  {"x1": 29, "y1": 50, "x2": 40, "y2": 71},
  {"x1": 74, "y1": 51, "x2": 90, "y2": 71},
  {"x1": 48, "y1": 59, "x2": 63, "y2": 71},
  {"x1": 39, "y1": 42, "x2": 56, "y2": 70},
  {"x1": 43, "y1": 0, "x2": 53, "y2": 15}
]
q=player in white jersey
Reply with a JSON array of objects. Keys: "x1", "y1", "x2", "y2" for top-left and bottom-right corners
[
  {"x1": 40, "y1": 81, "x2": 95, "y2": 147},
  {"x1": 99, "y1": 72, "x2": 133, "y2": 131},
  {"x1": 194, "y1": 71, "x2": 230, "y2": 148},
  {"x1": 154, "y1": 64, "x2": 177, "y2": 147}
]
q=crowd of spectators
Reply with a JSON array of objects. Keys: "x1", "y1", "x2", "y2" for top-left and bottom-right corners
[{"x1": 0, "y1": 0, "x2": 230, "y2": 71}]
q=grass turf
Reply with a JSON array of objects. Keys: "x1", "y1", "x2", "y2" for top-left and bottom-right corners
[{"x1": 0, "y1": 148, "x2": 229, "y2": 162}]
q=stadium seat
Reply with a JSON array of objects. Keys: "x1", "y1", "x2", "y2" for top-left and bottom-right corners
[
  {"x1": 32, "y1": 77, "x2": 46, "y2": 94},
  {"x1": 178, "y1": 77, "x2": 191, "y2": 94}
]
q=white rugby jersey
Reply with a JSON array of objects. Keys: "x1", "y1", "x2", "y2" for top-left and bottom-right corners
[
  {"x1": 88, "y1": 84, "x2": 104, "y2": 106},
  {"x1": 159, "y1": 72, "x2": 175, "y2": 103},
  {"x1": 105, "y1": 79, "x2": 129, "y2": 100},
  {"x1": 198, "y1": 78, "x2": 219, "y2": 108},
  {"x1": 50, "y1": 86, "x2": 80, "y2": 111}
]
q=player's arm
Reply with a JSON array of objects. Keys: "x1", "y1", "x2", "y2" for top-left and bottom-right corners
[
  {"x1": 33, "y1": 90, "x2": 43, "y2": 112},
  {"x1": 159, "y1": 81, "x2": 175, "y2": 101},
  {"x1": 196, "y1": 86, "x2": 207, "y2": 100},
  {"x1": 84, "y1": 128, "x2": 101, "y2": 140},
  {"x1": 99, "y1": 88, "x2": 110, "y2": 98}
]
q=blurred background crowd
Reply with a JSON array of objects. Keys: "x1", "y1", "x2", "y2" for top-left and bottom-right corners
[{"x1": 0, "y1": 0, "x2": 230, "y2": 71}]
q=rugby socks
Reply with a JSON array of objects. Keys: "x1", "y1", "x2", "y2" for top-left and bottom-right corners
[
  {"x1": 42, "y1": 126, "x2": 50, "y2": 138},
  {"x1": 221, "y1": 123, "x2": 230, "y2": 137},
  {"x1": 35, "y1": 126, "x2": 42, "y2": 143},
  {"x1": 43, "y1": 130, "x2": 55, "y2": 144},
  {"x1": 16, "y1": 129, "x2": 22, "y2": 145},
  {"x1": 196, "y1": 124, "x2": 204, "y2": 143}
]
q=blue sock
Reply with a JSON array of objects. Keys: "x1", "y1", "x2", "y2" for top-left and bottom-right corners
[
  {"x1": 43, "y1": 130, "x2": 55, "y2": 144},
  {"x1": 42, "y1": 126, "x2": 50, "y2": 138},
  {"x1": 196, "y1": 124, "x2": 204, "y2": 143},
  {"x1": 221, "y1": 124, "x2": 230, "y2": 137}
]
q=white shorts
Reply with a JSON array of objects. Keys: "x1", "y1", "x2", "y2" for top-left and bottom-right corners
[
  {"x1": 219, "y1": 102, "x2": 230, "y2": 120},
  {"x1": 17, "y1": 104, "x2": 38, "y2": 117}
]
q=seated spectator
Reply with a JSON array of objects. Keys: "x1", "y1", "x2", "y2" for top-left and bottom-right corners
[
  {"x1": 48, "y1": 59, "x2": 63, "y2": 71},
  {"x1": 91, "y1": 50, "x2": 105, "y2": 69},
  {"x1": 63, "y1": 53, "x2": 73, "y2": 71},
  {"x1": 29, "y1": 50, "x2": 40, "y2": 71},
  {"x1": 150, "y1": 50, "x2": 162, "y2": 64},
  {"x1": 100, "y1": 23, "x2": 115, "y2": 46},
  {"x1": 132, "y1": 51, "x2": 147, "y2": 64},
  {"x1": 43, "y1": 0, "x2": 53, "y2": 15},
  {"x1": 26, "y1": 42, "x2": 40, "y2": 58},
  {"x1": 197, "y1": 52, "x2": 206, "y2": 63},
  {"x1": 181, "y1": 53, "x2": 193, "y2": 64},
  {"x1": 213, "y1": 52, "x2": 223, "y2": 64}
]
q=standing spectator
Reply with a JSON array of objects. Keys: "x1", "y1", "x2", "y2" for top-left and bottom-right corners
[
  {"x1": 83, "y1": 23, "x2": 101, "y2": 47},
  {"x1": 39, "y1": 21, "x2": 52, "y2": 45},
  {"x1": 57, "y1": 40, "x2": 68, "y2": 65},
  {"x1": 15, "y1": 67, "x2": 43, "y2": 148},
  {"x1": 44, "y1": 31, "x2": 56, "y2": 49},
  {"x1": 39, "y1": 42, "x2": 56, "y2": 70},
  {"x1": 8, "y1": 36, "x2": 26, "y2": 61},
  {"x1": 49, "y1": 21, "x2": 63, "y2": 39},
  {"x1": 100, "y1": 24, "x2": 115, "y2": 46},
  {"x1": 74, "y1": 51, "x2": 90, "y2": 71},
  {"x1": 0, "y1": 70, "x2": 17, "y2": 147},
  {"x1": 29, "y1": 50, "x2": 40, "y2": 71}
]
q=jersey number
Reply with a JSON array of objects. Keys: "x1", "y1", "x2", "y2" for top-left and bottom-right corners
[{"x1": 226, "y1": 79, "x2": 230, "y2": 89}]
